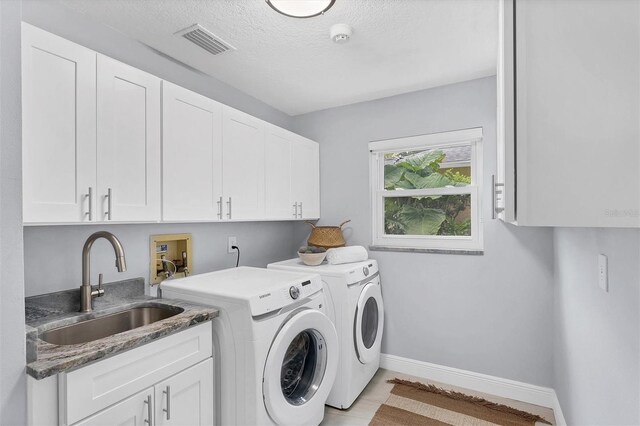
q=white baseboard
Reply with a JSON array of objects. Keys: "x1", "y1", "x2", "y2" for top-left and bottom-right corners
[{"x1": 380, "y1": 353, "x2": 566, "y2": 425}]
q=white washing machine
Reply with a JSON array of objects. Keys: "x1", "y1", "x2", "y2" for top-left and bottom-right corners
[
  {"x1": 160, "y1": 267, "x2": 338, "y2": 426},
  {"x1": 268, "y1": 259, "x2": 384, "y2": 409}
]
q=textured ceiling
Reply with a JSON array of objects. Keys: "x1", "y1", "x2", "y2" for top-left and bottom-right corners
[{"x1": 61, "y1": 0, "x2": 498, "y2": 116}]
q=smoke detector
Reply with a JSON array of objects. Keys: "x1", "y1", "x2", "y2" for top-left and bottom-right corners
[{"x1": 330, "y1": 24, "x2": 352, "y2": 44}]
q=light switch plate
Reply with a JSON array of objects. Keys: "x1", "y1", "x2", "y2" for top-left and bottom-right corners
[{"x1": 598, "y1": 254, "x2": 608, "y2": 292}]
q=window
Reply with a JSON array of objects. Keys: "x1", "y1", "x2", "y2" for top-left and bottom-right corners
[{"x1": 369, "y1": 128, "x2": 483, "y2": 252}]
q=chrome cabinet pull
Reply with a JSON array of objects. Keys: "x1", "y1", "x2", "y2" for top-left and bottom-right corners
[
  {"x1": 217, "y1": 196, "x2": 223, "y2": 219},
  {"x1": 292, "y1": 202, "x2": 298, "y2": 218},
  {"x1": 298, "y1": 202, "x2": 303, "y2": 218},
  {"x1": 144, "y1": 394, "x2": 152, "y2": 424},
  {"x1": 227, "y1": 197, "x2": 232, "y2": 219},
  {"x1": 492, "y1": 175, "x2": 505, "y2": 219},
  {"x1": 163, "y1": 386, "x2": 171, "y2": 420},
  {"x1": 85, "y1": 187, "x2": 93, "y2": 221},
  {"x1": 105, "y1": 188, "x2": 113, "y2": 220}
]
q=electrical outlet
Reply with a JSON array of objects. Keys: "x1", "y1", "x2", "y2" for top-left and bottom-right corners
[
  {"x1": 598, "y1": 254, "x2": 608, "y2": 292},
  {"x1": 228, "y1": 236, "x2": 237, "y2": 254}
]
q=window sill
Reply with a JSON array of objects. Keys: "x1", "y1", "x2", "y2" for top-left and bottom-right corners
[{"x1": 369, "y1": 245, "x2": 484, "y2": 255}]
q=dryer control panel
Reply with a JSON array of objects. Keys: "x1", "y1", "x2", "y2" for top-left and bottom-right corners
[
  {"x1": 249, "y1": 273, "x2": 322, "y2": 317},
  {"x1": 345, "y1": 260, "x2": 379, "y2": 286}
]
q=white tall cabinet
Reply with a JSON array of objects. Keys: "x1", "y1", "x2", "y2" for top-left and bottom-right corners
[
  {"x1": 496, "y1": 0, "x2": 640, "y2": 227},
  {"x1": 22, "y1": 24, "x2": 161, "y2": 224},
  {"x1": 22, "y1": 23, "x2": 96, "y2": 223},
  {"x1": 162, "y1": 81, "x2": 223, "y2": 221}
]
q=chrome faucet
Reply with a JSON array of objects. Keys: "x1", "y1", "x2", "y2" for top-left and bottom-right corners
[{"x1": 80, "y1": 231, "x2": 127, "y2": 312}]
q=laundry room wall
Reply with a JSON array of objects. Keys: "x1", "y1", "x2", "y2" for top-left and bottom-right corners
[
  {"x1": 20, "y1": 0, "x2": 303, "y2": 296},
  {"x1": 0, "y1": 0, "x2": 27, "y2": 424},
  {"x1": 553, "y1": 228, "x2": 640, "y2": 424},
  {"x1": 292, "y1": 76, "x2": 556, "y2": 387}
]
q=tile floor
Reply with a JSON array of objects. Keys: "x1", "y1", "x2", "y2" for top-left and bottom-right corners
[{"x1": 321, "y1": 369, "x2": 556, "y2": 426}]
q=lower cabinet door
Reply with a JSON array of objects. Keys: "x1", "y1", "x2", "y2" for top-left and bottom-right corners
[
  {"x1": 74, "y1": 387, "x2": 154, "y2": 426},
  {"x1": 154, "y1": 358, "x2": 214, "y2": 426}
]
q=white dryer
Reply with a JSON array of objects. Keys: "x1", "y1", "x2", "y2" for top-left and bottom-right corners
[
  {"x1": 268, "y1": 259, "x2": 384, "y2": 409},
  {"x1": 160, "y1": 267, "x2": 338, "y2": 426}
]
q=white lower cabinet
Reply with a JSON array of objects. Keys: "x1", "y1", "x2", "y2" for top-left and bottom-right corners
[
  {"x1": 74, "y1": 387, "x2": 154, "y2": 426},
  {"x1": 27, "y1": 323, "x2": 213, "y2": 426},
  {"x1": 75, "y1": 359, "x2": 213, "y2": 426},
  {"x1": 155, "y1": 359, "x2": 213, "y2": 426}
]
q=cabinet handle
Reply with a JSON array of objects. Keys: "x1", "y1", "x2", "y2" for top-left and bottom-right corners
[
  {"x1": 144, "y1": 394, "x2": 152, "y2": 424},
  {"x1": 217, "y1": 196, "x2": 223, "y2": 219},
  {"x1": 292, "y1": 202, "x2": 298, "y2": 218},
  {"x1": 85, "y1": 187, "x2": 93, "y2": 221},
  {"x1": 298, "y1": 202, "x2": 303, "y2": 218},
  {"x1": 227, "y1": 197, "x2": 232, "y2": 219},
  {"x1": 163, "y1": 385, "x2": 171, "y2": 420},
  {"x1": 492, "y1": 175, "x2": 505, "y2": 219},
  {"x1": 105, "y1": 188, "x2": 113, "y2": 220}
]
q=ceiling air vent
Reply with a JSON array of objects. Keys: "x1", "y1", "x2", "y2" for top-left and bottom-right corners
[{"x1": 175, "y1": 24, "x2": 235, "y2": 56}]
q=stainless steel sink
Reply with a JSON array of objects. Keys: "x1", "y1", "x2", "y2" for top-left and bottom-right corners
[{"x1": 40, "y1": 306, "x2": 184, "y2": 346}]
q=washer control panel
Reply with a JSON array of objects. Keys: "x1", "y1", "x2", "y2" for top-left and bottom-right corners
[{"x1": 249, "y1": 273, "x2": 322, "y2": 317}]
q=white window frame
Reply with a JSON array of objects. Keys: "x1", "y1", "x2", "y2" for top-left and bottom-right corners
[{"x1": 369, "y1": 128, "x2": 483, "y2": 251}]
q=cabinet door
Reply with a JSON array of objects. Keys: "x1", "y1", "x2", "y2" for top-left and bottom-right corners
[
  {"x1": 222, "y1": 106, "x2": 265, "y2": 220},
  {"x1": 514, "y1": 0, "x2": 639, "y2": 227},
  {"x1": 154, "y1": 358, "x2": 214, "y2": 426},
  {"x1": 291, "y1": 137, "x2": 320, "y2": 219},
  {"x1": 162, "y1": 81, "x2": 223, "y2": 221},
  {"x1": 495, "y1": 0, "x2": 516, "y2": 224},
  {"x1": 97, "y1": 55, "x2": 161, "y2": 222},
  {"x1": 22, "y1": 23, "x2": 96, "y2": 223},
  {"x1": 73, "y1": 387, "x2": 154, "y2": 426},
  {"x1": 265, "y1": 125, "x2": 294, "y2": 219}
]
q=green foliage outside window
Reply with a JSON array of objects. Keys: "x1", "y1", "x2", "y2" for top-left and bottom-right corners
[{"x1": 383, "y1": 149, "x2": 472, "y2": 236}]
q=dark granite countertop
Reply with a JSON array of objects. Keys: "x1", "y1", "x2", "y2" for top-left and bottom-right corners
[{"x1": 25, "y1": 278, "x2": 218, "y2": 380}]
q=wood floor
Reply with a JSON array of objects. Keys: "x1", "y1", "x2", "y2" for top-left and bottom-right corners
[{"x1": 321, "y1": 368, "x2": 556, "y2": 426}]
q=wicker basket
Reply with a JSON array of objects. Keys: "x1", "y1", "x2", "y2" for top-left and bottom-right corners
[{"x1": 305, "y1": 220, "x2": 351, "y2": 249}]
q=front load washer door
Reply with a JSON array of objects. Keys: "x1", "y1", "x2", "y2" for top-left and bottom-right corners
[
  {"x1": 263, "y1": 309, "x2": 338, "y2": 426},
  {"x1": 354, "y1": 280, "x2": 384, "y2": 364}
]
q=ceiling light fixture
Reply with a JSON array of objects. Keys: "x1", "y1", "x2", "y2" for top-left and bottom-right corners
[{"x1": 266, "y1": 0, "x2": 336, "y2": 18}]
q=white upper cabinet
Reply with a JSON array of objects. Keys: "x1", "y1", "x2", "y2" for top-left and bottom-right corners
[
  {"x1": 291, "y1": 136, "x2": 320, "y2": 219},
  {"x1": 265, "y1": 125, "x2": 294, "y2": 219},
  {"x1": 22, "y1": 23, "x2": 96, "y2": 223},
  {"x1": 264, "y1": 125, "x2": 321, "y2": 220},
  {"x1": 22, "y1": 25, "x2": 161, "y2": 224},
  {"x1": 22, "y1": 25, "x2": 320, "y2": 225},
  {"x1": 97, "y1": 55, "x2": 161, "y2": 222},
  {"x1": 496, "y1": 0, "x2": 640, "y2": 227},
  {"x1": 222, "y1": 106, "x2": 266, "y2": 220},
  {"x1": 162, "y1": 82, "x2": 223, "y2": 221}
]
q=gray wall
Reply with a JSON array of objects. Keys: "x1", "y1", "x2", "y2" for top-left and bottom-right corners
[
  {"x1": 21, "y1": 0, "x2": 294, "y2": 130},
  {"x1": 292, "y1": 77, "x2": 556, "y2": 387},
  {"x1": 553, "y1": 228, "x2": 640, "y2": 425},
  {"x1": 24, "y1": 222, "x2": 301, "y2": 296},
  {"x1": 20, "y1": 0, "x2": 305, "y2": 297},
  {"x1": 0, "y1": 0, "x2": 26, "y2": 424}
]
